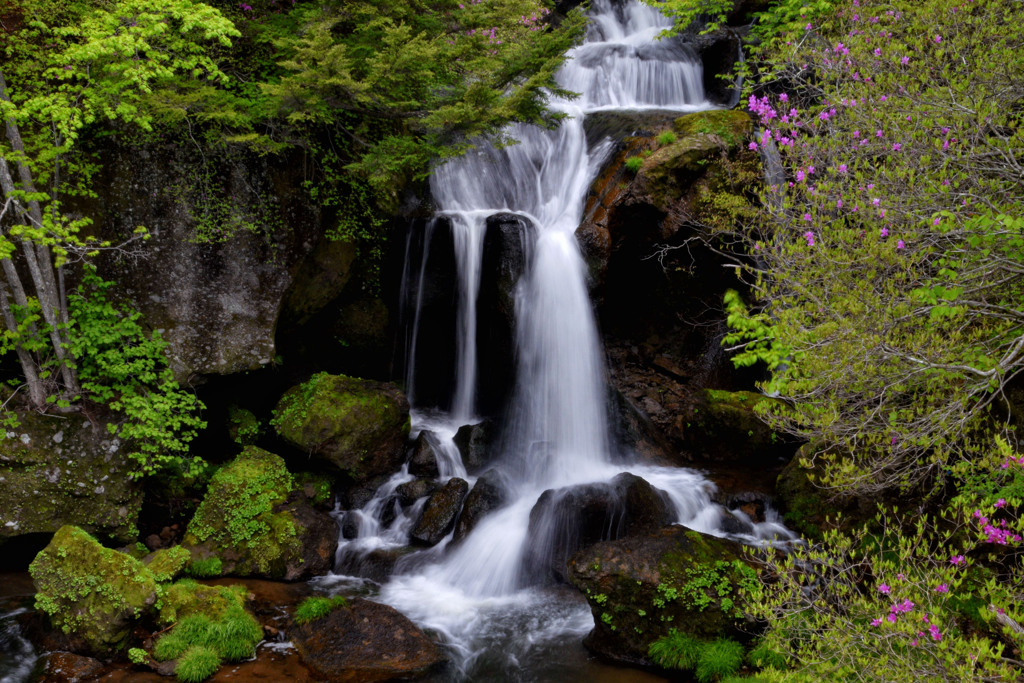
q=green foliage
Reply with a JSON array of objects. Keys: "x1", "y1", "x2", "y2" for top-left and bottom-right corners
[
  {"x1": 128, "y1": 647, "x2": 149, "y2": 665},
  {"x1": 227, "y1": 405, "x2": 262, "y2": 447},
  {"x1": 648, "y1": 630, "x2": 746, "y2": 682},
  {"x1": 723, "y1": 0, "x2": 1024, "y2": 495},
  {"x1": 293, "y1": 595, "x2": 348, "y2": 625},
  {"x1": 625, "y1": 155, "x2": 645, "y2": 174},
  {"x1": 745, "y1": 440, "x2": 1024, "y2": 681},
  {"x1": 669, "y1": 560, "x2": 761, "y2": 618},
  {"x1": 66, "y1": 266, "x2": 207, "y2": 479},
  {"x1": 174, "y1": 646, "x2": 221, "y2": 683}
]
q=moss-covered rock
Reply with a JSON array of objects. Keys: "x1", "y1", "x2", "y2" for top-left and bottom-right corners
[
  {"x1": 29, "y1": 525, "x2": 157, "y2": 654},
  {"x1": 0, "y1": 412, "x2": 142, "y2": 547},
  {"x1": 143, "y1": 546, "x2": 191, "y2": 583},
  {"x1": 683, "y1": 389, "x2": 792, "y2": 463},
  {"x1": 226, "y1": 405, "x2": 262, "y2": 446},
  {"x1": 181, "y1": 447, "x2": 336, "y2": 580},
  {"x1": 568, "y1": 526, "x2": 756, "y2": 666},
  {"x1": 151, "y1": 579, "x2": 263, "y2": 679},
  {"x1": 272, "y1": 373, "x2": 410, "y2": 482}
]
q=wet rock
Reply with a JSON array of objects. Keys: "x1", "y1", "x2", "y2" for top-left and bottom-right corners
[
  {"x1": 29, "y1": 526, "x2": 157, "y2": 654},
  {"x1": 182, "y1": 447, "x2": 337, "y2": 580},
  {"x1": 340, "y1": 511, "x2": 361, "y2": 540},
  {"x1": 0, "y1": 411, "x2": 142, "y2": 549},
  {"x1": 452, "y1": 469, "x2": 511, "y2": 544},
  {"x1": 569, "y1": 526, "x2": 754, "y2": 666},
  {"x1": 398, "y1": 217, "x2": 458, "y2": 412},
  {"x1": 477, "y1": 214, "x2": 536, "y2": 415},
  {"x1": 684, "y1": 389, "x2": 790, "y2": 462},
  {"x1": 292, "y1": 597, "x2": 445, "y2": 681},
  {"x1": 334, "y1": 547, "x2": 416, "y2": 584},
  {"x1": 452, "y1": 420, "x2": 496, "y2": 472},
  {"x1": 718, "y1": 510, "x2": 755, "y2": 536},
  {"x1": 524, "y1": 473, "x2": 674, "y2": 584},
  {"x1": 272, "y1": 373, "x2": 410, "y2": 483},
  {"x1": 410, "y1": 478, "x2": 470, "y2": 546},
  {"x1": 38, "y1": 651, "x2": 105, "y2": 682},
  {"x1": 395, "y1": 479, "x2": 440, "y2": 507},
  {"x1": 408, "y1": 432, "x2": 441, "y2": 478},
  {"x1": 723, "y1": 491, "x2": 770, "y2": 524}
]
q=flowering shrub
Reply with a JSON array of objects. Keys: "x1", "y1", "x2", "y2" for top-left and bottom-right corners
[
  {"x1": 722, "y1": 0, "x2": 1024, "y2": 495},
  {"x1": 746, "y1": 438, "x2": 1024, "y2": 681}
]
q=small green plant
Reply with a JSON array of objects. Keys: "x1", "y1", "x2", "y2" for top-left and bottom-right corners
[
  {"x1": 625, "y1": 155, "x2": 644, "y2": 173},
  {"x1": 128, "y1": 647, "x2": 149, "y2": 665},
  {"x1": 649, "y1": 629, "x2": 703, "y2": 670},
  {"x1": 657, "y1": 130, "x2": 677, "y2": 145},
  {"x1": 174, "y1": 646, "x2": 221, "y2": 683},
  {"x1": 293, "y1": 595, "x2": 348, "y2": 625},
  {"x1": 695, "y1": 639, "x2": 745, "y2": 682},
  {"x1": 187, "y1": 557, "x2": 223, "y2": 578}
]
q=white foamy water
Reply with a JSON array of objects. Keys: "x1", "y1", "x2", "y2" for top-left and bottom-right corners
[{"x1": 328, "y1": 1, "x2": 793, "y2": 678}]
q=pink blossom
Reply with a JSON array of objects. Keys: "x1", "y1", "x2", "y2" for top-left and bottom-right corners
[
  {"x1": 804, "y1": 231, "x2": 815, "y2": 246},
  {"x1": 871, "y1": 618, "x2": 883, "y2": 626},
  {"x1": 880, "y1": 227, "x2": 888, "y2": 237},
  {"x1": 878, "y1": 583, "x2": 890, "y2": 594},
  {"x1": 896, "y1": 239, "x2": 905, "y2": 249},
  {"x1": 934, "y1": 584, "x2": 949, "y2": 593},
  {"x1": 950, "y1": 555, "x2": 965, "y2": 565},
  {"x1": 934, "y1": 34, "x2": 942, "y2": 43},
  {"x1": 901, "y1": 56, "x2": 910, "y2": 65},
  {"x1": 803, "y1": 213, "x2": 813, "y2": 222}
]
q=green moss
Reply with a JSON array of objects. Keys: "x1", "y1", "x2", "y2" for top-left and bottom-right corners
[
  {"x1": 270, "y1": 373, "x2": 409, "y2": 480},
  {"x1": 294, "y1": 472, "x2": 333, "y2": 506},
  {"x1": 625, "y1": 155, "x2": 645, "y2": 173},
  {"x1": 128, "y1": 647, "x2": 149, "y2": 665},
  {"x1": 175, "y1": 645, "x2": 222, "y2": 683},
  {"x1": 293, "y1": 595, "x2": 348, "y2": 624},
  {"x1": 157, "y1": 580, "x2": 246, "y2": 626},
  {"x1": 154, "y1": 580, "x2": 261, "y2": 680},
  {"x1": 183, "y1": 447, "x2": 299, "y2": 577},
  {"x1": 29, "y1": 525, "x2": 157, "y2": 653},
  {"x1": 672, "y1": 110, "x2": 752, "y2": 148},
  {"x1": 186, "y1": 556, "x2": 223, "y2": 578},
  {"x1": 145, "y1": 546, "x2": 191, "y2": 582}
]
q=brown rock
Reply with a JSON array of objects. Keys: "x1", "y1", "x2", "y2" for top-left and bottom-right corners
[
  {"x1": 410, "y1": 478, "x2": 469, "y2": 546},
  {"x1": 39, "y1": 652, "x2": 104, "y2": 682},
  {"x1": 292, "y1": 597, "x2": 445, "y2": 681}
]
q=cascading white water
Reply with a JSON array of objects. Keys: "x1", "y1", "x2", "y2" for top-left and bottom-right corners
[{"x1": 329, "y1": 1, "x2": 795, "y2": 678}]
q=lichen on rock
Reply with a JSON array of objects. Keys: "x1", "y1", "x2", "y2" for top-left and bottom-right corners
[{"x1": 29, "y1": 525, "x2": 157, "y2": 654}]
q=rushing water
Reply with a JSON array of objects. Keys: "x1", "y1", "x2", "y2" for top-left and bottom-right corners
[{"x1": 331, "y1": 1, "x2": 794, "y2": 678}]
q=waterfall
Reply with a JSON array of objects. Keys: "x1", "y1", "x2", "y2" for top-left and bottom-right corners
[{"x1": 328, "y1": 1, "x2": 793, "y2": 677}]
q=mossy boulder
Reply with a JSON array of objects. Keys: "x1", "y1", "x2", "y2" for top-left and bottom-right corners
[
  {"x1": 272, "y1": 373, "x2": 410, "y2": 482},
  {"x1": 0, "y1": 411, "x2": 142, "y2": 547},
  {"x1": 683, "y1": 389, "x2": 792, "y2": 463},
  {"x1": 29, "y1": 525, "x2": 157, "y2": 654},
  {"x1": 568, "y1": 526, "x2": 756, "y2": 666},
  {"x1": 181, "y1": 447, "x2": 337, "y2": 580}
]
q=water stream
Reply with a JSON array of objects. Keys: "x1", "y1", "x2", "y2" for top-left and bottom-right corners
[{"x1": 330, "y1": 1, "x2": 793, "y2": 678}]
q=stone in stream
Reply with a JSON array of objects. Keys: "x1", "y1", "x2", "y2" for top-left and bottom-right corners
[
  {"x1": 408, "y1": 431, "x2": 441, "y2": 477},
  {"x1": 452, "y1": 469, "x2": 511, "y2": 545},
  {"x1": 409, "y1": 477, "x2": 470, "y2": 546},
  {"x1": 524, "y1": 472, "x2": 674, "y2": 584},
  {"x1": 452, "y1": 419, "x2": 497, "y2": 472},
  {"x1": 292, "y1": 597, "x2": 446, "y2": 681},
  {"x1": 568, "y1": 526, "x2": 755, "y2": 667}
]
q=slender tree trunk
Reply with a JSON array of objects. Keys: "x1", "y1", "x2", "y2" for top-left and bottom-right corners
[
  {"x1": 0, "y1": 286, "x2": 47, "y2": 408},
  {"x1": 0, "y1": 69, "x2": 80, "y2": 395}
]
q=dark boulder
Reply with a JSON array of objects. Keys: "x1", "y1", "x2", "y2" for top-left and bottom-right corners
[
  {"x1": 569, "y1": 526, "x2": 755, "y2": 666},
  {"x1": 524, "y1": 473, "x2": 674, "y2": 584},
  {"x1": 292, "y1": 597, "x2": 445, "y2": 681},
  {"x1": 452, "y1": 420, "x2": 497, "y2": 472},
  {"x1": 452, "y1": 470, "x2": 511, "y2": 544},
  {"x1": 408, "y1": 431, "x2": 441, "y2": 478},
  {"x1": 410, "y1": 478, "x2": 470, "y2": 546},
  {"x1": 395, "y1": 479, "x2": 440, "y2": 507}
]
